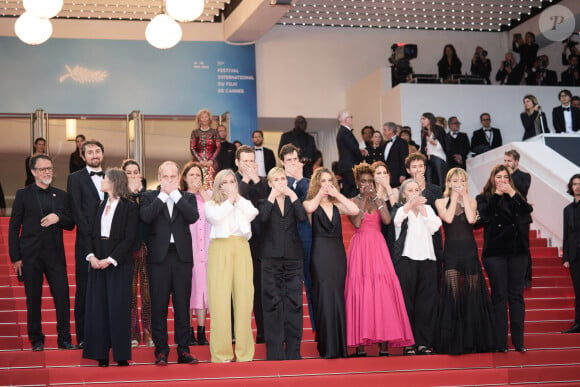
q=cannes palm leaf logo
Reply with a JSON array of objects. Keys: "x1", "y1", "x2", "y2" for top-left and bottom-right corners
[{"x1": 59, "y1": 65, "x2": 109, "y2": 84}]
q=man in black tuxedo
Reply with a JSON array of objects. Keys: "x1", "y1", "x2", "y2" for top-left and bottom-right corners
[
  {"x1": 446, "y1": 116, "x2": 471, "y2": 169},
  {"x1": 216, "y1": 124, "x2": 237, "y2": 172},
  {"x1": 382, "y1": 122, "x2": 409, "y2": 188},
  {"x1": 140, "y1": 161, "x2": 199, "y2": 365},
  {"x1": 336, "y1": 110, "x2": 364, "y2": 197},
  {"x1": 278, "y1": 115, "x2": 318, "y2": 178},
  {"x1": 9, "y1": 155, "x2": 77, "y2": 351},
  {"x1": 252, "y1": 130, "x2": 276, "y2": 177},
  {"x1": 553, "y1": 89, "x2": 580, "y2": 134},
  {"x1": 504, "y1": 150, "x2": 533, "y2": 288},
  {"x1": 525, "y1": 55, "x2": 558, "y2": 86},
  {"x1": 67, "y1": 140, "x2": 106, "y2": 347},
  {"x1": 235, "y1": 146, "x2": 269, "y2": 343},
  {"x1": 471, "y1": 113, "x2": 503, "y2": 156},
  {"x1": 562, "y1": 174, "x2": 580, "y2": 334},
  {"x1": 561, "y1": 54, "x2": 579, "y2": 87}
]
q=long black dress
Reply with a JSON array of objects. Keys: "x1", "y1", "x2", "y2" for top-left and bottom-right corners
[
  {"x1": 310, "y1": 205, "x2": 347, "y2": 359},
  {"x1": 434, "y1": 202, "x2": 495, "y2": 354}
]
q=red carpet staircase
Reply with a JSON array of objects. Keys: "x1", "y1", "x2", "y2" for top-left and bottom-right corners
[{"x1": 1, "y1": 216, "x2": 580, "y2": 386}]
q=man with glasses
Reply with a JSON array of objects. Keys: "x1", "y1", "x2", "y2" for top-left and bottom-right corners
[
  {"x1": 552, "y1": 89, "x2": 580, "y2": 134},
  {"x1": 471, "y1": 113, "x2": 503, "y2": 156},
  {"x1": 9, "y1": 155, "x2": 77, "y2": 351},
  {"x1": 446, "y1": 116, "x2": 470, "y2": 169}
]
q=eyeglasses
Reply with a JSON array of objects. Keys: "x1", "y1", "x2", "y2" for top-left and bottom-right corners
[
  {"x1": 481, "y1": 118, "x2": 491, "y2": 121},
  {"x1": 34, "y1": 167, "x2": 54, "y2": 173}
]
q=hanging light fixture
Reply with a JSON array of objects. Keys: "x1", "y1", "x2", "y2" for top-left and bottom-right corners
[
  {"x1": 23, "y1": 0, "x2": 63, "y2": 19},
  {"x1": 14, "y1": 12, "x2": 53, "y2": 45},
  {"x1": 146, "y1": 14, "x2": 182, "y2": 49},
  {"x1": 165, "y1": 0, "x2": 205, "y2": 23}
]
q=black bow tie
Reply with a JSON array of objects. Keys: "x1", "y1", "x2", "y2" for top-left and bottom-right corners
[
  {"x1": 386, "y1": 139, "x2": 393, "y2": 144},
  {"x1": 563, "y1": 107, "x2": 570, "y2": 111},
  {"x1": 90, "y1": 171, "x2": 104, "y2": 177},
  {"x1": 484, "y1": 129, "x2": 491, "y2": 132},
  {"x1": 255, "y1": 148, "x2": 262, "y2": 151}
]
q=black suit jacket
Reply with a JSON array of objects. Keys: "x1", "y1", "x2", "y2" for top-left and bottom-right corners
[
  {"x1": 216, "y1": 141, "x2": 237, "y2": 172},
  {"x1": 446, "y1": 132, "x2": 470, "y2": 169},
  {"x1": 278, "y1": 130, "x2": 317, "y2": 178},
  {"x1": 563, "y1": 201, "x2": 580, "y2": 264},
  {"x1": 552, "y1": 106, "x2": 580, "y2": 134},
  {"x1": 384, "y1": 136, "x2": 409, "y2": 187},
  {"x1": 67, "y1": 168, "x2": 103, "y2": 240},
  {"x1": 237, "y1": 173, "x2": 269, "y2": 239},
  {"x1": 471, "y1": 128, "x2": 502, "y2": 155},
  {"x1": 86, "y1": 198, "x2": 138, "y2": 266},
  {"x1": 9, "y1": 184, "x2": 74, "y2": 263},
  {"x1": 336, "y1": 125, "x2": 363, "y2": 174},
  {"x1": 258, "y1": 197, "x2": 306, "y2": 259},
  {"x1": 255, "y1": 147, "x2": 276, "y2": 176},
  {"x1": 139, "y1": 190, "x2": 199, "y2": 264},
  {"x1": 521, "y1": 111, "x2": 550, "y2": 140},
  {"x1": 511, "y1": 169, "x2": 531, "y2": 199}
]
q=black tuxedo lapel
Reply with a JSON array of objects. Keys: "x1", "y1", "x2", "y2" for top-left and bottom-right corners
[{"x1": 81, "y1": 169, "x2": 102, "y2": 203}]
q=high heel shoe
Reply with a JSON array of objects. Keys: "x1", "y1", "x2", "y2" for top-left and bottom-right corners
[{"x1": 98, "y1": 359, "x2": 109, "y2": 367}]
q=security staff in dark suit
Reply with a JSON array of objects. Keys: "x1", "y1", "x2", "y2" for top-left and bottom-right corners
[
  {"x1": 336, "y1": 110, "x2": 364, "y2": 198},
  {"x1": 278, "y1": 116, "x2": 318, "y2": 178},
  {"x1": 235, "y1": 146, "x2": 270, "y2": 343},
  {"x1": 82, "y1": 168, "x2": 138, "y2": 367},
  {"x1": 140, "y1": 161, "x2": 200, "y2": 365},
  {"x1": 446, "y1": 117, "x2": 470, "y2": 169},
  {"x1": 9, "y1": 154, "x2": 77, "y2": 351},
  {"x1": 471, "y1": 113, "x2": 503, "y2": 156},
  {"x1": 258, "y1": 166, "x2": 307, "y2": 360},
  {"x1": 252, "y1": 130, "x2": 276, "y2": 177},
  {"x1": 504, "y1": 150, "x2": 533, "y2": 288},
  {"x1": 553, "y1": 90, "x2": 580, "y2": 134},
  {"x1": 67, "y1": 139, "x2": 106, "y2": 347},
  {"x1": 563, "y1": 174, "x2": 580, "y2": 334},
  {"x1": 216, "y1": 124, "x2": 237, "y2": 172},
  {"x1": 382, "y1": 122, "x2": 409, "y2": 188}
]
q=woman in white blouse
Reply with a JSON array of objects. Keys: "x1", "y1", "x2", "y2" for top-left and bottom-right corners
[
  {"x1": 82, "y1": 168, "x2": 138, "y2": 367},
  {"x1": 420, "y1": 112, "x2": 448, "y2": 187},
  {"x1": 393, "y1": 178, "x2": 442, "y2": 355},
  {"x1": 204, "y1": 169, "x2": 259, "y2": 363}
]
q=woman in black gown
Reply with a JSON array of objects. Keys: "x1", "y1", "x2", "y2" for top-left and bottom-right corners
[
  {"x1": 303, "y1": 167, "x2": 359, "y2": 358},
  {"x1": 434, "y1": 168, "x2": 495, "y2": 354}
]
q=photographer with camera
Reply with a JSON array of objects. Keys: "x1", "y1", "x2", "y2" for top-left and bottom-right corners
[
  {"x1": 513, "y1": 32, "x2": 539, "y2": 72},
  {"x1": 471, "y1": 46, "x2": 491, "y2": 84},
  {"x1": 495, "y1": 52, "x2": 523, "y2": 85},
  {"x1": 525, "y1": 55, "x2": 557, "y2": 86}
]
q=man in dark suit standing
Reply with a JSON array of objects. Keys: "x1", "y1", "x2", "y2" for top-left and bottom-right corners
[
  {"x1": 471, "y1": 113, "x2": 503, "y2": 156},
  {"x1": 562, "y1": 173, "x2": 580, "y2": 334},
  {"x1": 140, "y1": 161, "x2": 199, "y2": 365},
  {"x1": 553, "y1": 89, "x2": 580, "y2": 134},
  {"x1": 382, "y1": 122, "x2": 409, "y2": 188},
  {"x1": 67, "y1": 140, "x2": 106, "y2": 348},
  {"x1": 216, "y1": 124, "x2": 237, "y2": 172},
  {"x1": 278, "y1": 115, "x2": 318, "y2": 178},
  {"x1": 504, "y1": 149, "x2": 533, "y2": 288},
  {"x1": 235, "y1": 145, "x2": 269, "y2": 343},
  {"x1": 252, "y1": 130, "x2": 276, "y2": 177},
  {"x1": 9, "y1": 154, "x2": 77, "y2": 351},
  {"x1": 336, "y1": 110, "x2": 364, "y2": 197},
  {"x1": 446, "y1": 116, "x2": 470, "y2": 169}
]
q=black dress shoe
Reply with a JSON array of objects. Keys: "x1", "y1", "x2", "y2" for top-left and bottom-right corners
[
  {"x1": 255, "y1": 335, "x2": 265, "y2": 344},
  {"x1": 348, "y1": 350, "x2": 367, "y2": 357},
  {"x1": 177, "y1": 352, "x2": 199, "y2": 364},
  {"x1": 515, "y1": 346, "x2": 527, "y2": 352},
  {"x1": 117, "y1": 360, "x2": 129, "y2": 366},
  {"x1": 78, "y1": 341, "x2": 84, "y2": 349},
  {"x1": 378, "y1": 351, "x2": 389, "y2": 357},
  {"x1": 562, "y1": 324, "x2": 580, "y2": 334},
  {"x1": 155, "y1": 354, "x2": 168, "y2": 366},
  {"x1": 58, "y1": 341, "x2": 79, "y2": 350},
  {"x1": 98, "y1": 359, "x2": 109, "y2": 367},
  {"x1": 496, "y1": 347, "x2": 508, "y2": 353},
  {"x1": 32, "y1": 343, "x2": 44, "y2": 352}
]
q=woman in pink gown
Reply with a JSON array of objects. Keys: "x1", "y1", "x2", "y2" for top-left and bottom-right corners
[
  {"x1": 180, "y1": 162, "x2": 211, "y2": 345},
  {"x1": 345, "y1": 162, "x2": 414, "y2": 356}
]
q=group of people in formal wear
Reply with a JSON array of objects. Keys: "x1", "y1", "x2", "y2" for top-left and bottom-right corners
[{"x1": 7, "y1": 103, "x2": 580, "y2": 368}]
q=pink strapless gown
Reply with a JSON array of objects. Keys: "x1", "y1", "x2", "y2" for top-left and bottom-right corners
[{"x1": 345, "y1": 211, "x2": 414, "y2": 347}]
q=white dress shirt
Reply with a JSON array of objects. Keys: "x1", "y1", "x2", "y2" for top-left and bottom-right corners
[
  {"x1": 204, "y1": 196, "x2": 258, "y2": 240},
  {"x1": 86, "y1": 198, "x2": 120, "y2": 266},
  {"x1": 394, "y1": 205, "x2": 442, "y2": 261},
  {"x1": 426, "y1": 133, "x2": 447, "y2": 162},
  {"x1": 254, "y1": 147, "x2": 266, "y2": 177},
  {"x1": 562, "y1": 105, "x2": 573, "y2": 133},
  {"x1": 87, "y1": 166, "x2": 105, "y2": 200}
]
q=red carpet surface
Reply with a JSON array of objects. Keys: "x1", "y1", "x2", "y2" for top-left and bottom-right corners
[{"x1": 1, "y1": 216, "x2": 580, "y2": 386}]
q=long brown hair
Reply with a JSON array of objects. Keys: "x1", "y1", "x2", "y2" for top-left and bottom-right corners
[
  {"x1": 306, "y1": 167, "x2": 339, "y2": 203},
  {"x1": 106, "y1": 168, "x2": 131, "y2": 200},
  {"x1": 481, "y1": 164, "x2": 516, "y2": 196},
  {"x1": 179, "y1": 161, "x2": 204, "y2": 191}
]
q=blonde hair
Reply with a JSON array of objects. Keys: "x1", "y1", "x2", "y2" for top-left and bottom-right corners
[
  {"x1": 267, "y1": 166, "x2": 286, "y2": 182},
  {"x1": 210, "y1": 169, "x2": 237, "y2": 204},
  {"x1": 195, "y1": 108, "x2": 213, "y2": 128},
  {"x1": 443, "y1": 168, "x2": 470, "y2": 198}
]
